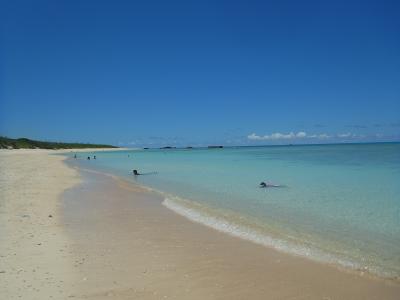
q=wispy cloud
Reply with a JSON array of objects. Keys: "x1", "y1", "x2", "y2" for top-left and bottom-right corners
[
  {"x1": 344, "y1": 122, "x2": 400, "y2": 129},
  {"x1": 306, "y1": 134, "x2": 332, "y2": 139},
  {"x1": 337, "y1": 132, "x2": 352, "y2": 138},
  {"x1": 116, "y1": 135, "x2": 191, "y2": 147},
  {"x1": 248, "y1": 131, "x2": 310, "y2": 141},
  {"x1": 246, "y1": 131, "x2": 376, "y2": 141},
  {"x1": 345, "y1": 124, "x2": 368, "y2": 129},
  {"x1": 247, "y1": 131, "x2": 395, "y2": 142}
]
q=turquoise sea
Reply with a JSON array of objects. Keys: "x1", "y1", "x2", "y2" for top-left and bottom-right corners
[{"x1": 73, "y1": 143, "x2": 400, "y2": 278}]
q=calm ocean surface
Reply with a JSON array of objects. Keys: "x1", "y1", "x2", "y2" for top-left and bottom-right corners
[{"x1": 74, "y1": 143, "x2": 400, "y2": 278}]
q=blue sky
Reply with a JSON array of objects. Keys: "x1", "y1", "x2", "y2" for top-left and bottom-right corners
[{"x1": 1, "y1": 0, "x2": 399, "y2": 147}]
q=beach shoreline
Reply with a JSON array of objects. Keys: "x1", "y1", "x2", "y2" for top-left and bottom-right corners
[
  {"x1": 1, "y1": 150, "x2": 399, "y2": 299},
  {"x1": 0, "y1": 148, "x2": 124, "y2": 299},
  {"x1": 64, "y1": 154, "x2": 400, "y2": 299}
]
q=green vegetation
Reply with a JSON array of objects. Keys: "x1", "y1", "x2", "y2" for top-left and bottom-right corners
[{"x1": 0, "y1": 136, "x2": 117, "y2": 150}]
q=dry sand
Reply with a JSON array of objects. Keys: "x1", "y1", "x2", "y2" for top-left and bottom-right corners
[
  {"x1": 0, "y1": 148, "x2": 122, "y2": 299},
  {"x1": 1, "y1": 150, "x2": 399, "y2": 299},
  {"x1": 0, "y1": 149, "x2": 81, "y2": 299}
]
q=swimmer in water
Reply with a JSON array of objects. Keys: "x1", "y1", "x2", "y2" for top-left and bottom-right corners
[
  {"x1": 260, "y1": 182, "x2": 267, "y2": 188},
  {"x1": 132, "y1": 170, "x2": 158, "y2": 176},
  {"x1": 260, "y1": 181, "x2": 282, "y2": 188}
]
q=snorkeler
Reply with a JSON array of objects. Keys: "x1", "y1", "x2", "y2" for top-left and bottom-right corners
[
  {"x1": 132, "y1": 169, "x2": 158, "y2": 176},
  {"x1": 260, "y1": 182, "x2": 267, "y2": 188},
  {"x1": 259, "y1": 181, "x2": 283, "y2": 188}
]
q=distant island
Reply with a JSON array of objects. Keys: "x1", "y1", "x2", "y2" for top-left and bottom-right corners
[
  {"x1": 208, "y1": 145, "x2": 223, "y2": 149},
  {"x1": 0, "y1": 136, "x2": 117, "y2": 150}
]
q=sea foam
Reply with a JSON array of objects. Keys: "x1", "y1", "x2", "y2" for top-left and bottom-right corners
[{"x1": 162, "y1": 196, "x2": 361, "y2": 272}]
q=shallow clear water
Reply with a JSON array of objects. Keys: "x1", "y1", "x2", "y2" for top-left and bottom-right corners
[{"x1": 74, "y1": 143, "x2": 400, "y2": 278}]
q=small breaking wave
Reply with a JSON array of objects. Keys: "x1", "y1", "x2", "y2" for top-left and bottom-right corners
[{"x1": 162, "y1": 196, "x2": 387, "y2": 276}]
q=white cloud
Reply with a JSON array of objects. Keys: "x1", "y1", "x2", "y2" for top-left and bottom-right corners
[
  {"x1": 337, "y1": 133, "x2": 351, "y2": 138},
  {"x1": 270, "y1": 132, "x2": 294, "y2": 139},
  {"x1": 248, "y1": 131, "x2": 308, "y2": 140},
  {"x1": 296, "y1": 131, "x2": 307, "y2": 138},
  {"x1": 247, "y1": 131, "x2": 337, "y2": 141},
  {"x1": 247, "y1": 133, "x2": 263, "y2": 140}
]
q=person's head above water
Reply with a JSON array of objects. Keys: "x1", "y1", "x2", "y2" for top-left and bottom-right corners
[
  {"x1": 133, "y1": 169, "x2": 139, "y2": 175},
  {"x1": 259, "y1": 181, "x2": 284, "y2": 188}
]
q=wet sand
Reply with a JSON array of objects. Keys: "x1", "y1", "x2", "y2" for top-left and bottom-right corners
[
  {"x1": 1, "y1": 150, "x2": 399, "y2": 299},
  {"x1": 63, "y1": 164, "x2": 400, "y2": 299}
]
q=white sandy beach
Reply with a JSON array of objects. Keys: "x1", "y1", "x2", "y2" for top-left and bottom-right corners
[
  {"x1": 0, "y1": 149, "x2": 81, "y2": 299},
  {"x1": 1, "y1": 149, "x2": 400, "y2": 299},
  {"x1": 0, "y1": 148, "x2": 124, "y2": 299}
]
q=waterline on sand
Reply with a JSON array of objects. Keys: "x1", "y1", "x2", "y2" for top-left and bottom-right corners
[
  {"x1": 162, "y1": 195, "x2": 395, "y2": 279},
  {"x1": 72, "y1": 144, "x2": 400, "y2": 280}
]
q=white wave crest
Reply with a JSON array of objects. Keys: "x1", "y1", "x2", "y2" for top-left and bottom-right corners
[{"x1": 162, "y1": 196, "x2": 361, "y2": 271}]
